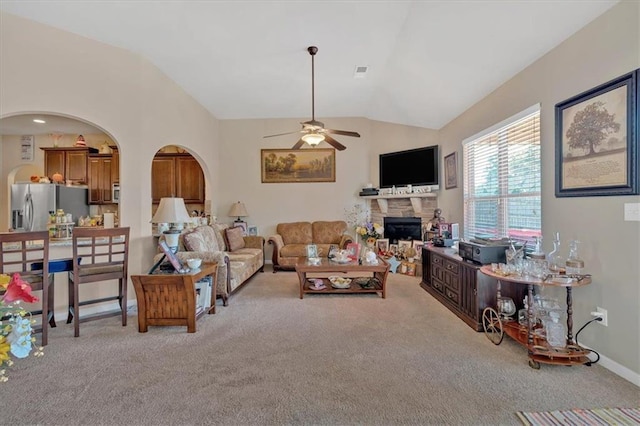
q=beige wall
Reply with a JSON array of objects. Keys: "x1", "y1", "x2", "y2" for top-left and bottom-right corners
[
  {"x1": 1, "y1": 2, "x2": 638, "y2": 381},
  {"x1": 438, "y1": 1, "x2": 639, "y2": 378},
  {"x1": 0, "y1": 12, "x2": 220, "y2": 278}
]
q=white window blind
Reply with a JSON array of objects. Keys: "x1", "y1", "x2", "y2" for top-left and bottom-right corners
[{"x1": 463, "y1": 106, "x2": 541, "y2": 246}]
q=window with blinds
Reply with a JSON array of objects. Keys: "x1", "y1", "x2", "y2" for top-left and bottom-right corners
[{"x1": 463, "y1": 105, "x2": 541, "y2": 246}]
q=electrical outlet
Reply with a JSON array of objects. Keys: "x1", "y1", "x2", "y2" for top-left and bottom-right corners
[{"x1": 596, "y1": 307, "x2": 608, "y2": 326}]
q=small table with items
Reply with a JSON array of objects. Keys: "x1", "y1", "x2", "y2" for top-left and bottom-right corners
[
  {"x1": 131, "y1": 262, "x2": 217, "y2": 333},
  {"x1": 295, "y1": 256, "x2": 390, "y2": 299},
  {"x1": 479, "y1": 265, "x2": 593, "y2": 369}
]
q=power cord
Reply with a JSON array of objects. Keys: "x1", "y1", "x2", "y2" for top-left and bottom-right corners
[{"x1": 574, "y1": 316, "x2": 602, "y2": 365}]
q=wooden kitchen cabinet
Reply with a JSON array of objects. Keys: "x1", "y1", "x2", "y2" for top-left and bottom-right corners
[
  {"x1": 420, "y1": 246, "x2": 526, "y2": 331},
  {"x1": 111, "y1": 149, "x2": 119, "y2": 183},
  {"x1": 88, "y1": 155, "x2": 113, "y2": 204},
  {"x1": 176, "y1": 156, "x2": 204, "y2": 203},
  {"x1": 42, "y1": 147, "x2": 98, "y2": 184},
  {"x1": 152, "y1": 153, "x2": 204, "y2": 204}
]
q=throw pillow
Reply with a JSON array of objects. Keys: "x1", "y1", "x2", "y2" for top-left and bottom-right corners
[
  {"x1": 183, "y1": 226, "x2": 220, "y2": 252},
  {"x1": 224, "y1": 226, "x2": 246, "y2": 252},
  {"x1": 214, "y1": 224, "x2": 228, "y2": 251}
]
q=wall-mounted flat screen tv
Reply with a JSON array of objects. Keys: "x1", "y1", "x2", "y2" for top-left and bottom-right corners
[{"x1": 379, "y1": 145, "x2": 439, "y2": 188}]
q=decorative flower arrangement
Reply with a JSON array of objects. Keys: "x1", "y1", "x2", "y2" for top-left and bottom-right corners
[
  {"x1": 356, "y1": 222, "x2": 384, "y2": 246},
  {"x1": 0, "y1": 273, "x2": 44, "y2": 382}
]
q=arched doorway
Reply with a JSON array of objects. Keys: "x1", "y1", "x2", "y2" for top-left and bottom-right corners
[
  {"x1": 0, "y1": 113, "x2": 120, "y2": 231},
  {"x1": 151, "y1": 145, "x2": 207, "y2": 231}
]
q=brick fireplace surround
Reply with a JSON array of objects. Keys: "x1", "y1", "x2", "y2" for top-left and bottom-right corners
[{"x1": 368, "y1": 196, "x2": 438, "y2": 238}]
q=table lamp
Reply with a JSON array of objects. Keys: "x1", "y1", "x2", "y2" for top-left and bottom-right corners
[
  {"x1": 151, "y1": 197, "x2": 191, "y2": 252},
  {"x1": 228, "y1": 201, "x2": 248, "y2": 224}
]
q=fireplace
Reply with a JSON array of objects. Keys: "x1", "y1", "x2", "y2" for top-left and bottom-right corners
[{"x1": 383, "y1": 217, "x2": 422, "y2": 244}]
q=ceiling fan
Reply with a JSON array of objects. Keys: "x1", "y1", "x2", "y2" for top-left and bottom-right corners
[{"x1": 263, "y1": 46, "x2": 360, "y2": 151}]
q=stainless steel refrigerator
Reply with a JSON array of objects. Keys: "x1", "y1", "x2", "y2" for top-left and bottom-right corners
[{"x1": 11, "y1": 183, "x2": 90, "y2": 231}]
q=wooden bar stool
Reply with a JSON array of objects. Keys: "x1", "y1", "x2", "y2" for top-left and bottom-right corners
[
  {"x1": 67, "y1": 227, "x2": 130, "y2": 337},
  {"x1": 0, "y1": 231, "x2": 53, "y2": 346}
]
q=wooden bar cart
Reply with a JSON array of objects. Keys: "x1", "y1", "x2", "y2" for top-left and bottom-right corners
[{"x1": 479, "y1": 265, "x2": 593, "y2": 369}]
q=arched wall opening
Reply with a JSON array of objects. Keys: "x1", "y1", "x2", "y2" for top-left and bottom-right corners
[
  {"x1": 1, "y1": 112, "x2": 121, "y2": 232},
  {"x1": 150, "y1": 145, "x2": 210, "y2": 234}
]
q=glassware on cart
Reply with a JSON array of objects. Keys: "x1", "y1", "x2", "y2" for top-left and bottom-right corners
[
  {"x1": 546, "y1": 232, "x2": 566, "y2": 274},
  {"x1": 565, "y1": 240, "x2": 584, "y2": 275},
  {"x1": 545, "y1": 311, "x2": 566, "y2": 348},
  {"x1": 497, "y1": 297, "x2": 516, "y2": 319},
  {"x1": 505, "y1": 239, "x2": 524, "y2": 267}
]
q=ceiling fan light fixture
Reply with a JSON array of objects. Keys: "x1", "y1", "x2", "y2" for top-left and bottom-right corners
[{"x1": 301, "y1": 132, "x2": 325, "y2": 146}]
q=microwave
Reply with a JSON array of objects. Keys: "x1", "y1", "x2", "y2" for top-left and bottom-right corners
[{"x1": 112, "y1": 183, "x2": 120, "y2": 203}]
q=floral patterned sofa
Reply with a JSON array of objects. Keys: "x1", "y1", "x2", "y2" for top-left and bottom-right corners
[
  {"x1": 156, "y1": 224, "x2": 264, "y2": 306},
  {"x1": 267, "y1": 221, "x2": 353, "y2": 272}
]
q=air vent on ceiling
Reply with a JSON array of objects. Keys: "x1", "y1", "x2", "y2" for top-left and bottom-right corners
[{"x1": 354, "y1": 65, "x2": 368, "y2": 78}]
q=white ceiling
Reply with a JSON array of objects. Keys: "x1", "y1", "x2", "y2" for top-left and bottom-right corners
[{"x1": 0, "y1": 0, "x2": 618, "y2": 133}]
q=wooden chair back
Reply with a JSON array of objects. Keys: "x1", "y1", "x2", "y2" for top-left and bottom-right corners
[
  {"x1": 72, "y1": 227, "x2": 130, "y2": 284},
  {"x1": 68, "y1": 226, "x2": 130, "y2": 337},
  {"x1": 0, "y1": 231, "x2": 50, "y2": 345}
]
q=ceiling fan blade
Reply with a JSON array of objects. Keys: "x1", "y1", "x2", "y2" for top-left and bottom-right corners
[
  {"x1": 323, "y1": 134, "x2": 347, "y2": 151},
  {"x1": 263, "y1": 130, "x2": 302, "y2": 138},
  {"x1": 292, "y1": 139, "x2": 306, "y2": 150},
  {"x1": 325, "y1": 129, "x2": 361, "y2": 138}
]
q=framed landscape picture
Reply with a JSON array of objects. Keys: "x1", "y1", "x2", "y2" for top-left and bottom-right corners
[
  {"x1": 261, "y1": 148, "x2": 336, "y2": 183},
  {"x1": 555, "y1": 69, "x2": 638, "y2": 197}
]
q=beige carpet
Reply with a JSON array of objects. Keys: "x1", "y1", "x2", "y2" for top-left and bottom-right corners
[{"x1": 3, "y1": 268, "x2": 638, "y2": 425}]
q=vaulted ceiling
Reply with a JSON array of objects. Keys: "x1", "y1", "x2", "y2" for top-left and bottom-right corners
[{"x1": 0, "y1": 1, "x2": 618, "y2": 132}]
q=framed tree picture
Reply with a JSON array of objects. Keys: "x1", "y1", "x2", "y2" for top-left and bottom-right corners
[{"x1": 555, "y1": 69, "x2": 638, "y2": 197}]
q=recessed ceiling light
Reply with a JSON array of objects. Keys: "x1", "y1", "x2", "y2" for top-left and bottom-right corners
[{"x1": 33, "y1": 119, "x2": 46, "y2": 124}]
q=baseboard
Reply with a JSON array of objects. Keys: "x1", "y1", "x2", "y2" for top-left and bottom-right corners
[{"x1": 591, "y1": 350, "x2": 640, "y2": 387}]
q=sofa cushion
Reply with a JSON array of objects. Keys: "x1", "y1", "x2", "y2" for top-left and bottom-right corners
[
  {"x1": 183, "y1": 226, "x2": 220, "y2": 252},
  {"x1": 277, "y1": 222, "x2": 313, "y2": 245},
  {"x1": 312, "y1": 221, "x2": 348, "y2": 244},
  {"x1": 225, "y1": 226, "x2": 246, "y2": 252}
]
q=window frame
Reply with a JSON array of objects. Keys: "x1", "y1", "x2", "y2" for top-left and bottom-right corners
[{"x1": 462, "y1": 104, "x2": 542, "y2": 246}]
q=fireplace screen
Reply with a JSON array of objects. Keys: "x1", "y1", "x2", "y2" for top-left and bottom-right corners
[{"x1": 383, "y1": 217, "x2": 422, "y2": 244}]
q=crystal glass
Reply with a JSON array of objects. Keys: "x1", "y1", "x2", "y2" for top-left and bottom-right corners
[{"x1": 497, "y1": 297, "x2": 516, "y2": 319}]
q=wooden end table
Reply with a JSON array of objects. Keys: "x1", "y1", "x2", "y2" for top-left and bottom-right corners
[{"x1": 131, "y1": 262, "x2": 218, "y2": 333}]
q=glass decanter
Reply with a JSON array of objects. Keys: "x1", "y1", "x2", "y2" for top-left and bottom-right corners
[
  {"x1": 546, "y1": 232, "x2": 565, "y2": 274},
  {"x1": 565, "y1": 240, "x2": 584, "y2": 275}
]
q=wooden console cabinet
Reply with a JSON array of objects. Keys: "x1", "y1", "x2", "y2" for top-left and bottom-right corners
[{"x1": 421, "y1": 246, "x2": 525, "y2": 331}]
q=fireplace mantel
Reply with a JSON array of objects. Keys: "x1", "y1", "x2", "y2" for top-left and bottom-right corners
[{"x1": 360, "y1": 193, "x2": 437, "y2": 214}]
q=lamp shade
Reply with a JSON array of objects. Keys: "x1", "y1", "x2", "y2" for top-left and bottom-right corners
[
  {"x1": 301, "y1": 132, "x2": 325, "y2": 146},
  {"x1": 228, "y1": 201, "x2": 248, "y2": 219},
  {"x1": 151, "y1": 197, "x2": 191, "y2": 224}
]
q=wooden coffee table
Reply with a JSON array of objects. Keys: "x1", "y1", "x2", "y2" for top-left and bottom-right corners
[{"x1": 295, "y1": 257, "x2": 390, "y2": 299}]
